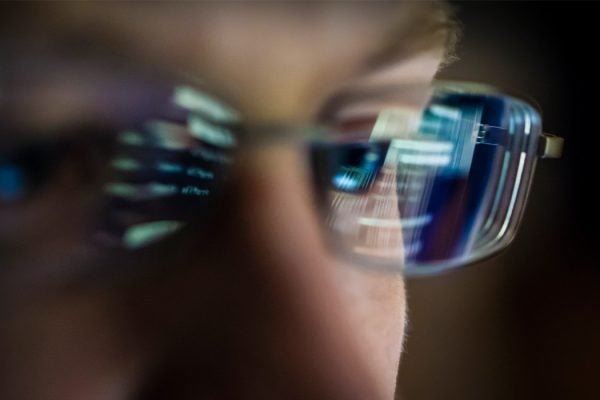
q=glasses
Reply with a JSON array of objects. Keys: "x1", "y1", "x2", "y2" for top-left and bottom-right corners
[
  {"x1": 0, "y1": 74, "x2": 563, "y2": 276},
  {"x1": 312, "y1": 81, "x2": 563, "y2": 275}
]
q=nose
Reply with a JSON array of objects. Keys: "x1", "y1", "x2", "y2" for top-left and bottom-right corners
[
  {"x1": 221, "y1": 145, "x2": 388, "y2": 398},
  {"x1": 133, "y1": 144, "x2": 387, "y2": 399}
]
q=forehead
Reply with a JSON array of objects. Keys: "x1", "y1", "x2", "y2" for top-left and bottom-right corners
[
  {"x1": 3, "y1": 2, "x2": 446, "y2": 122},
  {"x1": 49, "y1": 3, "x2": 416, "y2": 59}
]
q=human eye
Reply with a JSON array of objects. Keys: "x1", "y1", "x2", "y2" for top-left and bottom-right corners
[
  {"x1": 0, "y1": 124, "x2": 118, "y2": 266},
  {"x1": 0, "y1": 138, "x2": 69, "y2": 204},
  {"x1": 0, "y1": 68, "x2": 240, "y2": 275}
]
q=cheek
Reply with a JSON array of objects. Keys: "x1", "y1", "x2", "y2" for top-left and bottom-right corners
[{"x1": 334, "y1": 263, "x2": 407, "y2": 392}]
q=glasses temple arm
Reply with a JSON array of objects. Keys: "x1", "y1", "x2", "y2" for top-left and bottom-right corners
[{"x1": 538, "y1": 133, "x2": 564, "y2": 158}]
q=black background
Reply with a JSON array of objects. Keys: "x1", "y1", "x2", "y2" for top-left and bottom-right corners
[{"x1": 397, "y1": 2, "x2": 599, "y2": 400}]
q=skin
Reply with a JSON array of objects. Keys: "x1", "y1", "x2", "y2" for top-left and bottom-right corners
[{"x1": 0, "y1": 3, "x2": 446, "y2": 399}]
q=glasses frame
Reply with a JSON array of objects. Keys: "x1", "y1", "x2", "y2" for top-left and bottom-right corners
[{"x1": 303, "y1": 81, "x2": 564, "y2": 276}]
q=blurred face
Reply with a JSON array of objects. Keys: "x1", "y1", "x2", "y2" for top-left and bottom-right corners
[{"x1": 0, "y1": 3, "x2": 447, "y2": 399}]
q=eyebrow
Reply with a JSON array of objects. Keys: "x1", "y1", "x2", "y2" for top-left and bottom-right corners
[
  {"x1": 362, "y1": 1, "x2": 460, "y2": 73},
  {"x1": 1, "y1": 57, "x2": 172, "y2": 135}
]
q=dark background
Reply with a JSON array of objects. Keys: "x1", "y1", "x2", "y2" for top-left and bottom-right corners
[{"x1": 397, "y1": 2, "x2": 599, "y2": 400}]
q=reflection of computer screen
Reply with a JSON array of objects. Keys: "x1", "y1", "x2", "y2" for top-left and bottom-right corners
[
  {"x1": 311, "y1": 89, "x2": 520, "y2": 271},
  {"x1": 99, "y1": 86, "x2": 237, "y2": 248}
]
